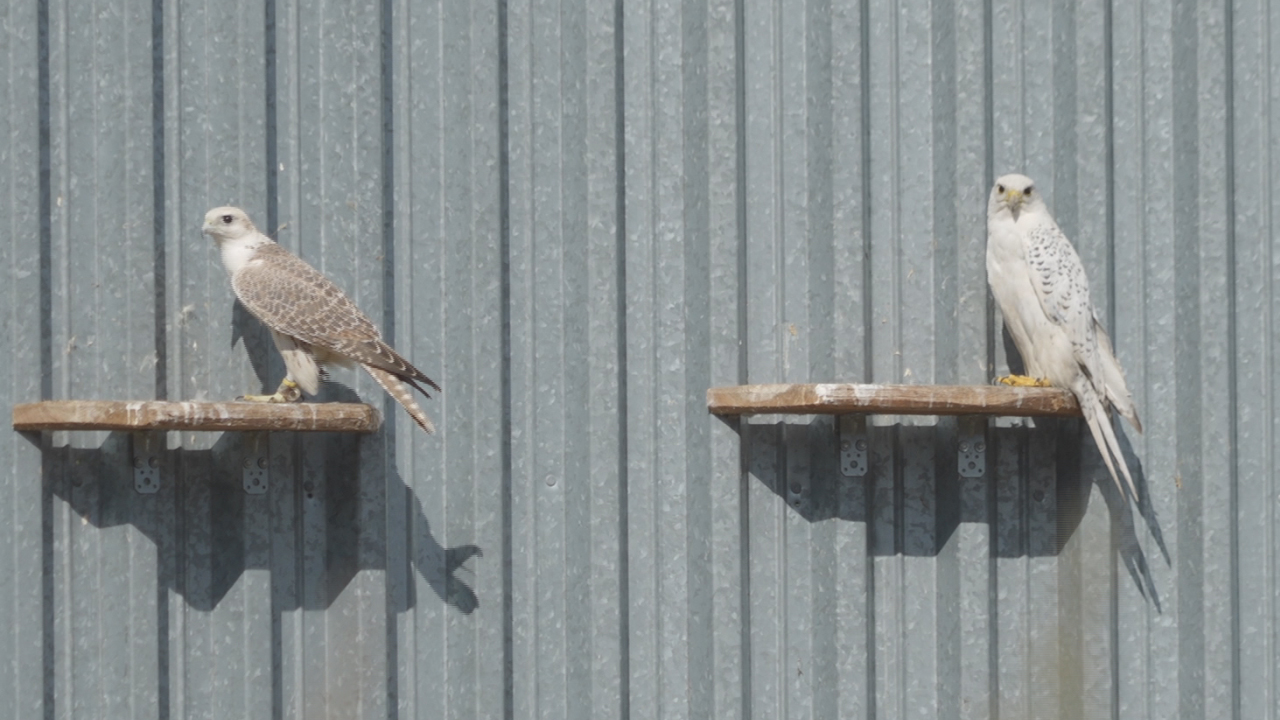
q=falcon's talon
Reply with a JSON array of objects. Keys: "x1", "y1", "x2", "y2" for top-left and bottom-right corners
[
  {"x1": 235, "y1": 379, "x2": 303, "y2": 403},
  {"x1": 996, "y1": 374, "x2": 1052, "y2": 388},
  {"x1": 276, "y1": 378, "x2": 303, "y2": 402},
  {"x1": 237, "y1": 393, "x2": 276, "y2": 402},
  {"x1": 237, "y1": 392, "x2": 294, "y2": 403}
]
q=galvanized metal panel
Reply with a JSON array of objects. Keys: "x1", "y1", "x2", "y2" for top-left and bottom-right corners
[
  {"x1": 3, "y1": 0, "x2": 1280, "y2": 717},
  {"x1": 1233, "y1": 1, "x2": 1280, "y2": 718},
  {"x1": 388, "y1": 0, "x2": 505, "y2": 718},
  {"x1": 826, "y1": 1, "x2": 876, "y2": 717},
  {"x1": 1188, "y1": 2, "x2": 1237, "y2": 717},
  {"x1": 41, "y1": 0, "x2": 166, "y2": 717},
  {"x1": 685, "y1": 0, "x2": 753, "y2": 716},
  {"x1": 623, "y1": 0, "x2": 757, "y2": 716},
  {"x1": 1, "y1": 0, "x2": 46, "y2": 716},
  {"x1": 507, "y1": 0, "x2": 627, "y2": 718}
]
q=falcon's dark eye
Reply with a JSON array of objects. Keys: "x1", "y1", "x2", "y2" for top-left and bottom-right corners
[
  {"x1": 221, "y1": 214, "x2": 233, "y2": 224},
  {"x1": 1025, "y1": 187, "x2": 1033, "y2": 196},
  {"x1": 996, "y1": 184, "x2": 1005, "y2": 194}
]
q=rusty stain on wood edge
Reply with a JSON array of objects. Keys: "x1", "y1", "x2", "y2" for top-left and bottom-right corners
[
  {"x1": 706, "y1": 383, "x2": 1082, "y2": 417},
  {"x1": 12, "y1": 400, "x2": 383, "y2": 433}
]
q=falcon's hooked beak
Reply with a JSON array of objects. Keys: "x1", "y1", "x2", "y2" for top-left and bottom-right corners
[
  {"x1": 1003, "y1": 187, "x2": 1025, "y2": 220},
  {"x1": 200, "y1": 215, "x2": 221, "y2": 236}
]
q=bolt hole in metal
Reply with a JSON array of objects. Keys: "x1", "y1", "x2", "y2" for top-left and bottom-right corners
[
  {"x1": 956, "y1": 426, "x2": 986, "y2": 478},
  {"x1": 838, "y1": 417, "x2": 870, "y2": 477}
]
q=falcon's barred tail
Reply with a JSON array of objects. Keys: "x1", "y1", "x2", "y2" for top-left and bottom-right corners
[
  {"x1": 1074, "y1": 378, "x2": 1139, "y2": 503},
  {"x1": 365, "y1": 365, "x2": 437, "y2": 434}
]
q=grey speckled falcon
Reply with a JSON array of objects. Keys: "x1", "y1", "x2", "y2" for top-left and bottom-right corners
[
  {"x1": 202, "y1": 206, "x2": 439, "y2": 434},
  {"x1": 986, "y1": 173, "x2": 1142, "y2": 502}
]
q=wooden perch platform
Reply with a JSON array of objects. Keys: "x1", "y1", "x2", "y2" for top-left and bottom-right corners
[
  {"x1": 707, "y1": 383, "x2": 1082, "y2": 417},
  {"x1": 12, "y1": 400, "x2": 382, "y2": 433}
]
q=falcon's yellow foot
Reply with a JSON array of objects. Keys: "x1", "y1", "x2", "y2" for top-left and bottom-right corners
[
  {"x1": 237, "y1": 378, "x2": 303, "y2": 403},
  {"x1": 996, "y1": 375, "x2": 1052, "y2": 388}
]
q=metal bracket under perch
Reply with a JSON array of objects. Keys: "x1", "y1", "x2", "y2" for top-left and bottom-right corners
[
  {"x1": 11, "y1": 400, "x2": 382, "y2": 433},
  {"x1": 705, "y1": 383, "x2": 1082, "y2": 417}
]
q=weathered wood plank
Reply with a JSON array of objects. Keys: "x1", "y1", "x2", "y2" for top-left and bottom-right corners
[
  {"x1": 706, "y1": 384, "x2": 1082, "y2": 417},
  {"x1": 11, "y1": 400, "x2": 382, "y2": 433}
]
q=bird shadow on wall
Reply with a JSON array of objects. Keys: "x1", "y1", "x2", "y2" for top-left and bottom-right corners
[
  {"x1": 235, "y1": 298, "x2": 482, "y2": 613},
  {"x1": 38, "y1": 422, "x2": 480, "y2": 615},
  {"x1": 740, "y1": 412, "x2": 1168, "y2": 611}
]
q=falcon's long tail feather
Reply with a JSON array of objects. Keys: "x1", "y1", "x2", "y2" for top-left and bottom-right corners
[
  {"x1": 365, "y1": 365, "x2": 437, "y2": 434},
  {"x1": 1073, "y1": 379, "x2": 1138, "y2": 503},
  {"x1": 1093, "y1": 320, "x2": 1143, "y2": 434}
]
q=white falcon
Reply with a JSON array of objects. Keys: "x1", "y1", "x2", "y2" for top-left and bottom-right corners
[
  {"x1": 986, "y1": 174, "x2": 1142, "y2": 501},
  {"x1": 202, "y1": 207, "x2": 439, "y2": 434}
]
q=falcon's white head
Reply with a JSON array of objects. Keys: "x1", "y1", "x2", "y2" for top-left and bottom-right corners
[
  {"x1": 203, "y1": 206, "x2": 272, "y2": 276},
  {"x1": 988, "y1": 173, "x2": 1045, "y2": 223},
  {"x1": 201, "y1": 206, "x2": 258, "y2": 243}
]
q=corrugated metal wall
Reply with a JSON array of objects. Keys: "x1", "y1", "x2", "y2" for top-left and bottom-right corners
[{"x1": 2, "y1": 0, "x2": 1277, "y2": 716}]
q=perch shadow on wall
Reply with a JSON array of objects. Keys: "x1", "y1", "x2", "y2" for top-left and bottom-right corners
[
  {"x1": 12, "y1": 392, "x2": 481, "y2": 615},
  {"x1": 709, "y1": 383, "x2": 1165, "y2": 609}
]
